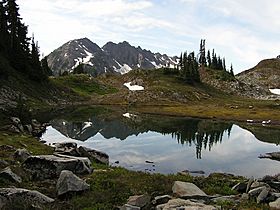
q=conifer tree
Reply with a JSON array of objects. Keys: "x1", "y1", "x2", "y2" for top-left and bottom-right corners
[
  {"x1": 207, "y1": 50, "x2": 211, "y2": 67},
  {"x1": 222, "y1": 58, "x2": 226, "y2": 71},
  {"x1": 230, "y1": 64, "x2": 234, "y2": 76},
  {"x1": 0, "y1": 1, "x2": 9, "y2": 54},
  {"x1": 41, "y1": 57, "x2": 52, "y2": 76}
]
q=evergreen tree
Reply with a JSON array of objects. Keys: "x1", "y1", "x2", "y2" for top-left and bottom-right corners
[
  {"x1": 230, "y1": 64, "x2": 234, "y2": 76},
  {"x1": 41, "y1": 57, "x2": 52, "y2": 76},
  {"x1": 207, "y1": 50, "x2": 211, "y2": 67},
  {"x1": 0, "y1": 1, "x2": 9, "y2": 54},
  {"x1": 222, "y1": 58, "x2": 226, "y2": 71},
  {"x1": 73, "y1": 63, "x2": 85, "y2": 74},
  {"x1": 199, "y1": 39, "x2": 206, "y2": 66}
]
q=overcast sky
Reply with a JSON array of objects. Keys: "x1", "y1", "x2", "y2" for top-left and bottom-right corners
[{"x1": 18, "y1": 0, "x2": 280, "y2": 73}]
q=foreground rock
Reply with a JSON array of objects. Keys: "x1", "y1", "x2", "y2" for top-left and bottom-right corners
[
  {"x1": 0, "y1": 188, "x2": 54, "y2": 209},
  {"x1": 54, "y1": 142, "x2": 109, "y2": 165},
  {"x1": 270, "y1": 198, "x2": 280, "y2": 209},
  {"x1": 56, "y1": 170, "x2": 90, "y2": 197},
  {"x1": 23, "y1": 154, "x2": 93, "y2": 180},
  {"x1": 172, "y1": 181, "x2": 207, "y2": 198},
  {"x1": 156, "y1": 198, "x2": 218, "y2": 210},
  {"x1": 0, "y1": 167, "x2": 22, "y2": 183}
]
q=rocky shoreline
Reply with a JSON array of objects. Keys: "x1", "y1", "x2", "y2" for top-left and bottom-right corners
[{"x1": 1, "y1": 117, "x2": 280, "y2": 209}]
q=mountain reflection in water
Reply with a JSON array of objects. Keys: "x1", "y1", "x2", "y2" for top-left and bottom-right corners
[{"x1": 42, "y1": 114, "x2": 280, "y2": 177}]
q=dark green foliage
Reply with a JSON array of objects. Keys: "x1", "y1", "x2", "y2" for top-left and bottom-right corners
[
  {"x1": 0, "y1": 0, "x2": 48, "y2": 81},
  {"x1": 73, "y1": 63, "x2": 85, "y2": 74},
  {"x1": 230, "y1": 64, "x2": 234, "y2": 76},
  {"x1": 14, "y1": 94, "x2": 31, "y2": 124},
  {"x1": 207, "y1": 50, "x2": 211, "y2": 67},
  {"x1": 163, "y1": 67, "x2": 179, "y2": 75},
  {"x1": 41, "y1": 57, "x2": 52, "y2": 76},
  {"x1": 179, "y1": 51, "x2": 200, "y2": 83}
]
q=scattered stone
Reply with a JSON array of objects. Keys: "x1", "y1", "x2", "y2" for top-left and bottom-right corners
[
  {"x1": 145, "y1": 160, "x2": 154, "y2": 164},
  {"x1": 23, "y1": 154, "x2": 93, "y2": 180},
  {"x1": 270, "y1": 198, "x2": 280, "y2": 209},
  {"x1": 54, "y1": 142, "x2": 77, "y2": 153},
  {"x1": 257, "y1": 187, "x2": 269, "y2": 203},
  {"x1": 0, "y1": 167, "x2": 22, "y2": 183},
  {"x1": 31, "y1": 119, "x2": 41, "y2": 129},
  {"x1": 211, "y1": 195, "x2": 238, "y2": 203},
  {"x1": 56, "y1": 170, "x2": 90, "y2": 197},
  {"x1": 152, "y1": 195, "x2": 172, "y2": 205},
  {"x1": 248, "y1": 186, "x2": 266, "y2": 197},
  {"x1": 24, "y1": 124, "x2": 33, "y2": 134},
  {"x1": 172, "y1": 181, "x2": 207, "y2": 198},
  {"x1": 14, "y1": 148, "x2": 31, "y2": 162},
  {"x1": 250, "y1": 181, "x2": 266, "y2": 189},
  {"x1": 0, "y1": 145, "x2": 16, "y2": 151},
  {"x1": 8, "y1": 125, "x2": 20, "y2": 133},
  {"x1": 246, "y1": 177, "x2": 254, "y2": 193},
  {"x1": 156, "y1": 198, "x2": 218, "y2": 210},
  {"x1": 127, "y1": 194, "x2": 151, "y2": 208},
  {"x1": 0, "y1": 188, "x2": 54, "y2": 209},
  {"x1": 249, "y1": 105, "x2": 254, "y2": 109},
  {"x1": 232, "y1": 182, "x2": 247, "y2": 193}
]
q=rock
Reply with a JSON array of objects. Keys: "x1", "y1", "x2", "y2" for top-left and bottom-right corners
[
  {"x1": 211, "y1": 195, "x2": 238, "y2": 203},
  {"x1": 56, "y1": 170, "x2": 90, "y2": 197},
  {"x1": 178, "y1": 171, "x2": 189, "y2": 176},
  {"x1": 257, "y1": 187, "x2": 269, "y2": 203},
  {"x1": 0, "y1": 167, "x2": 22, "y2": 183},
  {"x1": 152, "y1": 195, "x2": 172, "y2": 205},
  {"x1": 121, "y1": 204, "x2": 141, "y2": 210},
  {"x1": 10, "y1": 117, "x2": 24, "y2": 133},
  {"x1": 78, "y1": 146, "x2": 109, "y2": 165},
  {"x1": 248, "y1": 186, "x2": 266, "y2": 197},
  {"x1": 23, "y1": 154, "x2": 93, "y2": 180},
  {"x1": 259, "y1": 152, "x2": 280, "y2": 161},
  {"x1": 250, "y1": 181, "x2": 266, "y2": 189},
  {"x1": 246, "y1": 177, "x2": 254, "y2": 193},
  {"x1": 156, "y1": 198, "x2": 218, "y2": 210},
  {"x1": 127, "y1": 194, "x2": 151, "y2": 208},
  {"x1": 270, "y1": 198, "x2": 280, "y2": 209},
  {"x1": 8, "y1": 125, "x2": 20, "y2": 133},
  {"x1": 232, "y1": 182, "x2": 247, "y2": 193},
  {"x1": 0, "y1": 188, "x2": 54, "y2": 209},
  {"x1": 0, "y1": 145, "x2": 16, "y2": 151},
  {"x1": 54, "y1": 142, "x2": 77, "y2": 153},
  {"x1": 172, "y1": 181, "x2": 207, "y2": 198},
  {"x1": 14, "y1": 148, "x2": 31, "y2": 162},
  {"x1": 31, "y1": 119, "x2": 41, "y2": 129},
  {"x1": 241, "y1": 193, "x2": 249, "y2": 201}
]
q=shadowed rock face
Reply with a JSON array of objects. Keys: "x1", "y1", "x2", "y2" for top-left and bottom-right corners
[{"x1": 47, "y1": 38, "x2": 178, "y2": 76}]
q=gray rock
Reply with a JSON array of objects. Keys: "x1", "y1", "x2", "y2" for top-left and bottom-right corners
[
  {"x1": 56, "y1": 170, "x2": 90, "y2": 196},
  {"x1": 121, "y1": 204, "x2": 141, "y2": 210},
  {"x1": 10, "y1": 117, "x2": 21, "y2": 125},
  {"x1": 78, "y1": 146, "x2": 109, "y2": 165},
  {"x1": 257, "y1": 187, "x2": 269, "y2": 203},
  {"x1": 0, "y1": 145, "x2": 16, "y2": 151},
  {"x1": 248, "y1": 186, "x2": 266, "y2": 197},
  {"x1": 152, "y1": 195, "x2": 172, "y2": 205},
  {"x1": 270, "y1": 198, "x2": 280, "y2": 209},
  {"x1": 241, "y1": 193, "x2": 249, "y2": 200},
  {"x1": 250, "y1": 181, "x2": 266, "y2": 189},
  {"x1": 246, "y1": 177, "x2": 254, "y2": 193},
  {"x1": 172, "y1": 181, "x2": 207, "y2": 198},
  {"x1": 8, "y1": 125, "x2": 20, "y2": 133},
  {"x1": 211, "y1": 195, "x2": 238, "y2": 203},
  {"x1": 0, "y1": 167, "x2": 22, "y2": 183},
  {"x1": 54, "y1": 142, "x2": 77, "y2": 152},
  {"x1": 0, "y1": 159, "x2": 9, "y2": 168},
  {"x1": 14, "y1": 148, "x2": 31, "y2": 162},
  {"x1": 31, "y1": 119, "x2": 41, "y2": 129},
  {"x1": 0, "y1": 188, "x2": 54, "y2": 209},
  {"x1": 156, "y1": 198, "x2": 218, "y2": 210},
  {"x1": 24, "y1": 124, "x2": 33, "y2": 134},
  {"x1": 23, "y1": 154, "x2": 93, "y2": 180},
  {"x1": 127, "y1": 194, "x2": 151, "y2": 208}
]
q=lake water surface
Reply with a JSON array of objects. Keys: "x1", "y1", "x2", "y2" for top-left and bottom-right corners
[{"x1": 41, "y1": 113, "x2": 280, "y2": 178}]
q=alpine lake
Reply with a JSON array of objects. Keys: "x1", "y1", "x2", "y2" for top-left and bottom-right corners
[{"x1": 41, "y1": 107, "x2": 280, "y2": 178}]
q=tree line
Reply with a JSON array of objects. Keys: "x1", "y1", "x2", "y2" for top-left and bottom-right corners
[{"x1": 0, "y1": 0, "x2": 51, "y2": 81}]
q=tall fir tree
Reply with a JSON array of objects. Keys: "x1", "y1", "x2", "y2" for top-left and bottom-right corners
[
  {"x1": 230, "y1": 64, "x2": 234, "y2": 76},
  {"x1": 207, "y1": 50, "x2": 211, "y2": 67}
]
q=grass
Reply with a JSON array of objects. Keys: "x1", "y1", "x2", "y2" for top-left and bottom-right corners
[{"x1": 51, "y1": 74, "x2": 118, "y2": 97}]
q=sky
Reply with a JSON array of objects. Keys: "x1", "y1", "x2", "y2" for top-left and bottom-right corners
[{"x1": 18, "y1": 0, "x2": 280, "y2": 73}]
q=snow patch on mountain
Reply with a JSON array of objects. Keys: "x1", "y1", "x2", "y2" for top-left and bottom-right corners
[
  {"x1": 116, "y1": 64, "x2": 132, "y2": 75},
  {"x1": 269, "y1": 89, "x2": 280, "y2": 95},
  {"x1": 124, "y1": 82, "x2": 144, "y2": 91}
]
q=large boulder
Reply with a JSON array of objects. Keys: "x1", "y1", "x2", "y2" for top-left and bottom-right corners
[
  {"x1": 78, "y1": 146, "x2": 109, "y2": 165},
  {"x1": 270, "y1": 198, "x2": 280, "y2": 209},
  {"x1": 0, "y1": 167, "x2": 22, "y2": 183},
  {"x1": 23, "y1": 154, "x2": 93, "y2": 180},
  {"x1": 56, "y1": 170, "x2": 90, "y2": 197},
  {"x1": 172, "y1": 181, "x2": 207, "y2": 198},
  {"x1": 156, "y1": 198, "x2": 218, "y2": 210},
  {"x1": 126, "y1": 194, "x2": 151, "y2": 208},
  {"x1": 0, "y1": 188, "x2": 54, "y2": 209}
]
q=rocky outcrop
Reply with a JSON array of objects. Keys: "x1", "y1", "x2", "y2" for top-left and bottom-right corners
[
  {"x1": 56, "y1": 170, "x2": 90, "y2": 197},
  {"x1": 54, "y1": 142, "x2": 109, "y2": 165},
  {"x1": 23, "y1": 154, "x2": 93, "y2": 180},
  {"x1": 259, "y1": 152, "x2": 280, "y2": 161},
  {"x1": 0, "y1": 188, "x2": 54, "y2": 209},
  {"x1": 172, "y1": 181, "x2": 207, "y2": 198}
]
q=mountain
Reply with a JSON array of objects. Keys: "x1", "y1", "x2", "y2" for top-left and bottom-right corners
[
  {"x1": 236, "y1": 58, "x2": 280, "y2": 89},
  {"x1": 47, "y1": 38, "x2": 179, "y2": 76}
]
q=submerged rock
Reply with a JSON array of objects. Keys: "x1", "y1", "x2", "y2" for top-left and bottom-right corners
[
  {"x1": 0, "y1": 188, "x2": 54, "y2": 209},
  {"x1": 56, "y1": 170, "x2": 90, "y2": 197},
  {"x1": 23, "y1": 154, "x2": 93, "y2": 180},
  {"x1": 172, "y1": 181, "x2": 207, "y2": 198}
]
